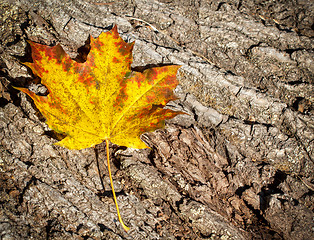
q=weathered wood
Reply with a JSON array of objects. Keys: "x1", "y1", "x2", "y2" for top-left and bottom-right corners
[{"x1": 1, "y1": 0, "x2": 313, "y2": 239}]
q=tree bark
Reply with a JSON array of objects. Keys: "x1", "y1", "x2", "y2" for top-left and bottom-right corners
[{"x1": 0, "y1": 0, "x2": 313, "y2": 239}]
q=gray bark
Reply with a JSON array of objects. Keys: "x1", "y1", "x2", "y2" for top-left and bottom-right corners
[{"x1": 1, "y1": 0, "x2": 313, "y2": 239}]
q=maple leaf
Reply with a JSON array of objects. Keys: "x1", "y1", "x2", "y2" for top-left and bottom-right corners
[
  {"x1": 16, "y1": 26, "x2": 182, "y2": 149},
  {"x1": 15, "y1": 25, "x2": 182, "y2": 231}
]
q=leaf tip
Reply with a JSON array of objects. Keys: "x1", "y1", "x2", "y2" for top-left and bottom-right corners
[{"x1": 111, "y1": 24, "x2": 118, "y2": 33}]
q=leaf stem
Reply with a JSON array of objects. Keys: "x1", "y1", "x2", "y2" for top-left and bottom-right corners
[{"x1": 105, "y1": 139, "x2": 130, "y2": 232}]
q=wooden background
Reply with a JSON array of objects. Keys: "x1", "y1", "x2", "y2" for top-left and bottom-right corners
[{"x1": 1, "y1": 0, "x2": 313, "y2": 239}]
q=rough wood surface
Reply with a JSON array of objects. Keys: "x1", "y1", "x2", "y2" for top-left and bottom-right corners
[{"x1": 0, "y1": 0, "x2": 313, "y2": 239}]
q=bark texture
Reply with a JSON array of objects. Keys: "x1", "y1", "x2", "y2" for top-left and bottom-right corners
[{"x1": 0, "y1": 0, "x2": 313, "y2": 239}]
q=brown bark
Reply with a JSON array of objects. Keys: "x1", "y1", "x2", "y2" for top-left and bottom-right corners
[{"x1": 1, "y1": 0, "x2": 313, "y2": 239}]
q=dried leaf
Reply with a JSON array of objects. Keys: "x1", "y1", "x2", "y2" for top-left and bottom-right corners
[
  {"x1": 16, "y1": 26, "x2": 182, "y2": 150},
  {"x1": 15, "y1": 26, "x2": 183, "y2": 231}
]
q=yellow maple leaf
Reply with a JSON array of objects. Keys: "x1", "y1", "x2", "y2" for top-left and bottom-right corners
[{"x1": 15, "y1": 25, "x2": 182, "y2": 231}]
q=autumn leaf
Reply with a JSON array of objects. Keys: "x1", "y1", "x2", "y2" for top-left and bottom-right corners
[
  {"x1": 15, "y1": 25, "x2": 182, "y2": 231},
  {"x1": 16, "y1": 26, "x2": 182, "y2": 150}
]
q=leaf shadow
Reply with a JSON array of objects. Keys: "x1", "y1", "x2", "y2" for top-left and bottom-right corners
[
  {"x1": 94, "y1": 144, "x2": 127, "y2": 198},
  {"x1": 73, "y1": 36, "x2": 91, "y2": 63}
]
